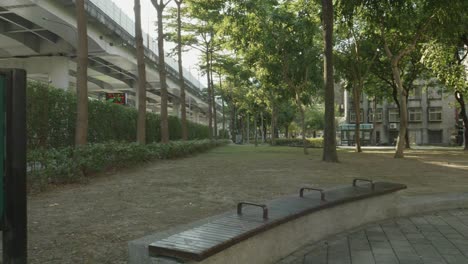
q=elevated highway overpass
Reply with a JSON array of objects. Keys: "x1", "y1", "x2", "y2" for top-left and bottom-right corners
[{"x1": 0, "y1": 0, "x2": 213, "y2": 124}]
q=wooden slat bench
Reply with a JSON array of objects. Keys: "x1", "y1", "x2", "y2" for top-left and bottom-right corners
[{"x1": 146, "y1": 179, "x2": 406, "y2": 263}]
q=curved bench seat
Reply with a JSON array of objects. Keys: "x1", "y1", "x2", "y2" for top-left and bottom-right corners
[{"x1": 147, "y1": 181, "x2": 406, "y2": 263}]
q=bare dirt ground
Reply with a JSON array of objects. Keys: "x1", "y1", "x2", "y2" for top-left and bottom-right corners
[{"x1": 24, "y1": 145, "x2": 468, "y2": 263}]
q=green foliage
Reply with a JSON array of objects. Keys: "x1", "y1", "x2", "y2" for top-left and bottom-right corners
[
  {"x1": 27, "y1": 139, "x2": 230, "y2": 192},
  {"x1": 27, "y1": 81, "x2": 76, "y2": 148},
  {"x1": 304, "y1": 105, "x2": 326, "y2": 131},
  {"x1": 274, "y1": 138, "x2": 324, "y2": 148},
  {"x1": 421, "y1": 41, "x2": 467, "y2": 95},
  {"x1": 27, "y1": 82, "x2": 209, "y2": 149},
  {"x1": 277, "y1": 100, "x2": 298, "y2": 129}
]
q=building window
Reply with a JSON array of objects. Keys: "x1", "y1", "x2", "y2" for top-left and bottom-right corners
[
  {"x1": 408, "y1": 87, "x2": 422, "y2": 100},
  {"x1": 428, "y1": 107, "x2": 442, "y2": 122},
  {"x1": 427, "y1": 87, "x2": 442, "y2": 100},
  {"x1": 408, "y1": 108, "x2": 422, "y2": 122},
  {"x1": 349, "y1": 109, "x2": 364, "y2": 123},
  {"x1": 428, "y1": 130, "x2": 443, "y2": 144},
  {"x1": 368, "y1": 108, "x2": 383, "y2": 123},
  {"x1": 388, "y1": 109, "x2": 400, "y2": 123}
]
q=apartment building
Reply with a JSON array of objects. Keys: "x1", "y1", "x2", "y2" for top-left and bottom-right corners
[{"x1": 339, "y1": 84, "x2": 461, "y2": 146}]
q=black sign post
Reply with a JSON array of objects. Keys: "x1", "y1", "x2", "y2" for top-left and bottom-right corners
[{"x1": 1, "y1": 69, "x2": 27, "y2": 264}]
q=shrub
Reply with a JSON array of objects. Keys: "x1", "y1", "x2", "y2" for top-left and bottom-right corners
[
  {"x1": 274, "y1": 138, "x2": 324, "y2": 148},
  {"x1": 27, "y1": 140, "x2": 230, "y2": 192},
  {"x1": 27, "y1": 81, "x2": 210, "y2": 149}
]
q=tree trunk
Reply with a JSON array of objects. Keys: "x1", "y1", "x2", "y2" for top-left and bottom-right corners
[
  {"x1": 404, "y1": 93, "x2": 410, "y2": 149},
  {"x1": 254, "y1": 113, "x2": 258, "y2": 147},
  {"x1": 210, "y1": 54, "x2": 217, "y2": 139},
  {"x1": 372, "y1": 99, "x2": 377, "y2": 145},
  {"x1": 221, "y1": 98, "x2": 226, "y2": 137},
  {"x1": 390, "y1": 61, "x2": 408, "y2": 158},
  {"x1": 455, "y1": 91, "x2": 468, "y2": 150},
  {"x1": 352, "y1": 83, "x2": 362, "y2": 152},
  {"x1": 134, "y1": 0, "x2": 147, "y2": 144},
  {"x1": 284, "y1": 125, "x2": 289, "y2": 139},
  {"x1": 75, "y1": 0, "x2": 88, "y2": 146},
  {"x1": 240, "y1": 115, "x2": 245, "y2": 143},
  {"x1": 246, "y1": 113, "x2": 250, "y2": 144},
  {"x1": 153, "y1": 1, "x2": 170, "y2": 143},
  {"x1": 271, "y1": 105, "x2": 277, "y2": 146},
  {"x1": 220, "y1": 77, "x2": 225, "y2": 137},
  {"x1": 230, "y1": 105, "x2": 236, "y2": 142},
  {"x1": 321, "y1": 0, "x2": 338, "y2": 162},
  {"x1": 260, "y1": 111, "x2": 265, "y2": 143},
  {"x1": 205, "y1": 49, "x2": 213, "y2": 139},
  {"x1": 405, "y1": 128, "x2": 410, "y2": 148},
  {"x1": 299, "y1": 103, "x2": 309, "y2": 155},
  {"x1": 175, "y1": 0, "x2": 188, "y2": 140}
]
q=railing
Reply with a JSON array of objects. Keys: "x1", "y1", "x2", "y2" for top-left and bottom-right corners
[{"x1": 88, "y1": 0, "x2": 204, "y2": 90}]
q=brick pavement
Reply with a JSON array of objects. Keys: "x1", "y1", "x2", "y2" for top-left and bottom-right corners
[{"x1": 278, "y1": 209, "x2": 468, "y2": 264}]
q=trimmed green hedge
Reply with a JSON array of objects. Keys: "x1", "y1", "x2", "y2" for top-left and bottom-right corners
[
  {"x1": 27, "y1": 82, "x2": 209, "y2": 149},
  {"x1": 27, "y1": 139, "x2": 230, "y2": 191},
  {"x1": 275, "y1": 138, "x2": 324, "y2": 148}
]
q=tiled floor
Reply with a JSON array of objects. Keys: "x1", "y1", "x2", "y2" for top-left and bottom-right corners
[{"x1": 279, "y1": 209, "x2": 468, "y2": 264}]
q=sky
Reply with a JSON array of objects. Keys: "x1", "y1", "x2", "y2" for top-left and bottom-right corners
[{"x1": 112, "y1": 0, "x2": 205, "y2": 85}]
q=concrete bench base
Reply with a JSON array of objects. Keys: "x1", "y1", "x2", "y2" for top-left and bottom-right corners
[{"x1": 129, "y1": 192, "x2": 468, "y2": 264}]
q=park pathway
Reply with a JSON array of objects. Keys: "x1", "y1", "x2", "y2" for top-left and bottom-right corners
[{"x1": 279, "y1": 209, "x2": 468, "y2": 264}]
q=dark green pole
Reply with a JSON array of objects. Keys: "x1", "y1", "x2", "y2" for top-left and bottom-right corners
[
  {"x1": 1, "y1": 69, "x2": 27, "y2": 264},
  {"x1": 0, "y1": 74, "x2": 5, "y2": 221}
]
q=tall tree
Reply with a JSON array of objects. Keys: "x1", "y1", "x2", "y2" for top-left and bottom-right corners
[
  {"x1": 134, "y1": 0, "x2": 147, "y2": 144},
  {"x1": 366, "y1": 46, "x2": 431, "y2": 148},
  {"x1": 456, "y1": 91, "x2": 468, "y2": 150},
  {"x1": 359, "y1": 0, "x2": 444, "y2": 158},
  {"x1": 204, "y1": 37, "x2": 213, "y2": 139},
  {"x1": 210, "y1": 53, "x2": 218, "y2": 138},
  {"x1": 174, "y1": 0, "x2": 188, "y2": 140},
  {"x1": 321, "y1": 0, "x2": 339, "y2": 162},
  {"x1": 335, "y1": 9, "x2": 378, "y2": 152},
  {"x1": 185, "y1": 1, "x2": 226, "y2": 139},
  {"x1": 75, "y1": 0, "x2": 88, "y2": 146},
  {"x1": 422, "y1": 40, "x2": 468, "y2": 150},
  {"x1": 278, "y1": 1, "x2": 322, "y2": 155},
  {"x1": 151, "y1": 0, "x2": 171, "y2": 143},
  {"x1": 420, "y1": 0, "x2": 468, "y2": 149}
]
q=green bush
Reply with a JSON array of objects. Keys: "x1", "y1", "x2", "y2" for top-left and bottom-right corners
[
  {"x1": 27, "y1": 81, "x2": 210, "y2": 149},
  {"x1": 27, "y1": 140, "x2": 230, "y2": 192},
  {"x1": 274, "y1": 138, "x2": 324, "y2": 148}
]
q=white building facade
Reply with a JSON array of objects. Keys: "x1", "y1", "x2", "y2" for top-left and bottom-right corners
[{"x1": 340, "y1": 85, "x2": 461, "y2": 146}]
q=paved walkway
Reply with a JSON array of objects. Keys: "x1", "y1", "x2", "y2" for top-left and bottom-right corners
[{"x1": 279, "y1": 209, "x2": 468, "y2": 264}]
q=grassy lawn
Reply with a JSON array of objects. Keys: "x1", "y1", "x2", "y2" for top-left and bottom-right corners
[{"x1": 26, "y1": 144, "x2": 468, "y2": 263}]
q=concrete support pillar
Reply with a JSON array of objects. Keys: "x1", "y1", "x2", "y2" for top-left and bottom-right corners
[
  {"x1": 133, "y1": 83, "x2": 139, "y2": 110},
  {"x1": 48, "y1": 57, "x2": 70, "y2": 90},
  {"x1": 172, "y1": 99, "x2": 181, "y2": 118},
  {"x1": 192, "y1": 108, "x2": 200, "y2": 124}
]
